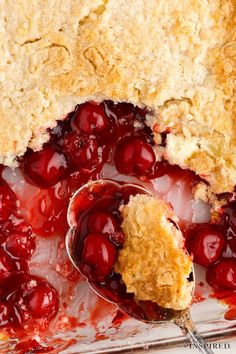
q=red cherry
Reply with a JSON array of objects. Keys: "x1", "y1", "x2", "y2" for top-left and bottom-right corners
[
  {"x1": 187, "y1": 225, "x2": 226, "y2": 267},
  {"x1": 0, "y1": 302, "x2": 13, "y2": 326},
  {"x1": 25, "y1": 146, "x2": 68, "y2": 188},
  {"x1": 88, "y1": 211, "x2": 119, "y2": 235},
  {"x1": 62, "y1": 132, "x2": 103, "y2": 170},
  {"x1": 27, "y1": 181, "x2": 70, "y2": 238},
  {"x1": 0, "y1": 248, "x2": 16, "y2": 280},
  {"x1": 206, "y1": 258, "x2": 236, "y2": 290},
  {"x1": 25, "y1": 283, "x2": 59, "y2": 319},
  {"x1": 222, "y1": 202, "x2": 236, "y2": 252},
  {"x1": 223, "y1": 202, "x2": 236, "y2": 233},
  {"x1": 106, "y1": 101, "x2": 135, "y2": 124},
  {"x1": 72, "y1": 102, "x2": 109, "y2": 134},
  {"x1": 81, "y1": 233, "x2": 116, "y2": 281},
  {"x1": 88, "y1": 212, "x2": 124, "y2": 246},
  {"x1": 6, "y1": 232, "x2": 36, "y2": 259},
  {"x1": 1, "y1": 271, "x2": 29, "y2": 299},
  {"x1": 95, "y1": 273, "x2": 132, "y2": 303},
  {"x1": 114, "y1": 137, "x2": 156, "y2": 176},
  {"x1": 0, "y1": 184, "x2": 16, "y2": 222}
]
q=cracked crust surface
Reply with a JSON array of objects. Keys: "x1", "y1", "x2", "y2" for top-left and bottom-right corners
[
  {"x1": 0, "y1": 0, "x2": 235, "y2": 193},
  {"x1": 115, "y1": 194, "x2": 194, "y2": 310}
]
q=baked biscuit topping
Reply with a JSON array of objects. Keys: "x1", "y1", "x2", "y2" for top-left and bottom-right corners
[
  {"x1": 115, "y1": 194, "x2": 194, "y2": 310},
  {"x1": 0, "y1": 0, "x2": 235, "y2": 192}
]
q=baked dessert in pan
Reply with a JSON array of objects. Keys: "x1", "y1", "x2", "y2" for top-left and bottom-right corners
[
  {"x1": 0, "y1": 0, "x2": 235, "y2": 193},
  {"x1": 0, "y1": 0, "x2": 235, "y2": 351}
]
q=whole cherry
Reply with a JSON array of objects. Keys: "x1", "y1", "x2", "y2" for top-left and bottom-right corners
[
  {"x1": 6, "y1": 231, "x2": 36, "y2": 259},
  {"x1": 25, "y1": 282, "x2": 59, "y2": 319},
  {"x1": 187, "y1": 225, "x2": 226, "y2": 267},
  {"x1": 62, "y1": 132, "x2": 103, "y2": 170},
  {"x1": 206, "y1": 258, "x2": 236, "y2": 290},
  {"x1": 72, "y1": 102, "x2": 109, "y2": 135},
  {"x1": 25, "y1": 146, "x2": 69, "y2": 188},
  {"x1": 88, "y1": 211, "x2": 124, "y2": 247},
  {"x1": 81, "y1": 233, "x2": 116, "y2": 281},
  {"x1": 114, "y1": 137, "x2": 156, "y2": 177}
]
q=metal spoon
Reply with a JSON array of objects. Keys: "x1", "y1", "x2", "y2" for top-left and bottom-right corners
[{"x1": 66, "y1": 180, "x2": 214, "y2": 354}]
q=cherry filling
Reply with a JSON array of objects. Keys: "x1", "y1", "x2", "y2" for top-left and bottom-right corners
[
  {"x1": 72, "y1": 102, "x2": 110, "y2": 134},
  {"x1": 5, "y1": 231, "x2": 35, "y2": 260},
  {"x1": 62, "y1": 132, "x2": 103, "y2": 170},
  {"x1": 0, "y1": 184, "x2": 16, "y2": 221},
  {"x1": 25, "y1": 283, "x2": 59, "y2": 319},
  {"x1": 186, "y1": 225, "x2": 226, "y2": 267},
  {"x1": 81, "y1": 233, "x2": 117, "y2": 281},
  {"x1": 70, "y1": 182, "x2": 138, "y2": 281},
  {"x1": 0, "y1": 302, "x2": 13, "y2": 327},
  {"x1": 88, "y1": 211, "x2": 125, "y2": 246},
  {"x1": 0, "y1": 99, "x2": 235, "y2": 336},
  {"x1": 24, "y1": 146, "x2": 69, "y2": 188},
  {"x1": 69, "y1": 181, "x2": 175, "y2": 321},
  {"x1": 206, "y1": 258, "x2": 236, "y2": 291},
  {"x1": 114, "y1": 137, "x2": 156, "y2": 177}
]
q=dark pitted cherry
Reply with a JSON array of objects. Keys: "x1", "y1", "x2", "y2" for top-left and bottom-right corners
[
  {"x1": 88, "y1": 211, "x2": 119, "y2": 236},
  {"x1": 0, "y1": 248, "x2": 16, "y2": 280},
  {"x1": 1, "y1": 271, "x2": 29, "y2": 300},
  {"x1": 94, "y1": 273, "x2": 132, "y2": 303},
  {"x1": 206, "y1": 258, "x2": 236, "y2": 290},
  {"x1": 25, "y1": 282, "x2": 59, "y2": 319},
  {"x1": 81, "y1": 233, "x2": 116, "y2": 281},
  {"x1": 6, "y1": 231, "x2": 36, "y2": 259},
  {"x1": 25, "y1": 146, "x2": 69, "y2": 188},
  {"x1": 62, "y1": 131, "x2": 103, "y2": 170},
  {"x1": 0, "y1": 302, "x2": 13, "y2": 326},
  {"x1": 105, "y1": 101, "x2": 135, "y2": 124},
  {"x1": 0, "y1": 184, "x2": 16, "y2": 222},
  {"x1": 187, "y1": 225, "x2": 226, "y2": 267},
  {"x1": 72, "y1": 102, "x2": 109, "y2": 134},
  {"x1": 114, "y1": 137, "x2": 156, "y2": 176},
  {"x1": 88, "y1": 211, "x2": 124, "y2": 247}
]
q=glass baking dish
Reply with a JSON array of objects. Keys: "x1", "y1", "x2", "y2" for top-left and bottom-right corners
[
  {"x1": 57, "y1": 300, "x2": 236, "y2": 353},
  {"x1": 1, "y1": 289, "x2": 235, "y2": 353},
  {"x1": 1, "y1": 168, "x2": 236, "y2": 353}
]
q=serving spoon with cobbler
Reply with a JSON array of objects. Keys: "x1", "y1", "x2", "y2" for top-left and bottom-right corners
[{"x1": 66, "y1": 179, "x2": 214, "y2": 354}]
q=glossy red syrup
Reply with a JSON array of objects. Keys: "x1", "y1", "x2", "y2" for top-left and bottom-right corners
[{"x1": 0, "y1": 100, "x2": 234, "y2": 353}]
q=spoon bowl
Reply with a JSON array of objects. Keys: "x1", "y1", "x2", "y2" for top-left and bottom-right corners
[{"x1": 66, "y1": 179, "x2": 214, "y2": 354}]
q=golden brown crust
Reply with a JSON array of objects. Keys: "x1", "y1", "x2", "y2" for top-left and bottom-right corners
[
  {"x1": 115, "y1": 194, "x2": 194, "y2": 310},
  {"x1": 0, "y1": 0, "x2": 235, "y2": 193}
]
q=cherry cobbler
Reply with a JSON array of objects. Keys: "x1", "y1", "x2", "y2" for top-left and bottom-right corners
[{"x1": 0, "y1": 0, "x2": 235, "y2": 352}]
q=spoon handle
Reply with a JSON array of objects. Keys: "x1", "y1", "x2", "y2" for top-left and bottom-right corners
[{"x1": 174, "y1": 309, "x2": 214, "y2": 354}]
